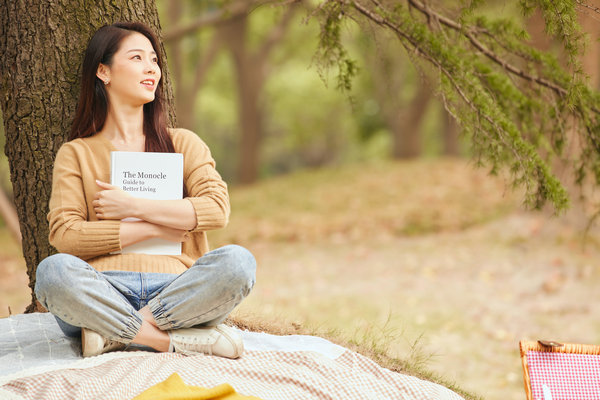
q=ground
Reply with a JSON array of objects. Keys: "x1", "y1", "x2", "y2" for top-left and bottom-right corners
[{"x1": 2, "y1": 158, "x2": 599, "y2": 399}]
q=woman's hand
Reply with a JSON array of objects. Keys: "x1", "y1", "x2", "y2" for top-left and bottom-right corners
[{"x1": 93, "y1": 180, "x2": 138, "y2": 220}]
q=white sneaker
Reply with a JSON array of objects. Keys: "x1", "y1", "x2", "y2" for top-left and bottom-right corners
[
  {"x1": 81, "y1": 328, "x2": 127, "y2": 357},
  {"x1": 168, "y1": 324, "x2": 244, "y2": 359}
]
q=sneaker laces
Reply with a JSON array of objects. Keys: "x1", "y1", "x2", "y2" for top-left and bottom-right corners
[
  {"x1": 167, "y1": 325, "x2": 243, "y2": 358},
  {"x1": 169, "y1": 334, "x2": 215, "y2": 356}
]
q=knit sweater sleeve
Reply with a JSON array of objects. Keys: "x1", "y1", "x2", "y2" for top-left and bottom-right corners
[
  {"x1": 175, "y1": 129, "x2": 230, "y2": 233},
  {"x1": 47, "y1": 143, "x2": 121, "y2": 259}
]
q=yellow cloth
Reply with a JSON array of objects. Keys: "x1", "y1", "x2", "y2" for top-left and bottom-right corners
[
  {"x1": 47, "y1": 128, "x2": 230, "y2": 273},
  {"x1": 133, "y1": 373, "x2": 263, "y2": 400}
]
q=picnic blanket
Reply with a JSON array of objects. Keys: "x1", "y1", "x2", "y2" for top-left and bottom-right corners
[{"x1": 0, "y1": 313, "x2": 463, "y2": 400}]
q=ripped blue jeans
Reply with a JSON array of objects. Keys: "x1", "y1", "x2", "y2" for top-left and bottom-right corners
[{"x1": 34, "y1": 245, "x2": 256, "y2": 343}]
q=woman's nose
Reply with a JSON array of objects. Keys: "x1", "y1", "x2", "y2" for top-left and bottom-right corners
[{"x1": 145, "y1": 61, "x2": 157, "y2": 74}]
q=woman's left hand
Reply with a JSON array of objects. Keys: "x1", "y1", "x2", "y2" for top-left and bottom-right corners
[{"x1": 93, "y1": 180, "x2": 138, "y2": 220}]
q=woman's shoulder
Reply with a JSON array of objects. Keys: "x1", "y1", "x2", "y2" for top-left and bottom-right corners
[
  {"x1": 168, "y1": 127, "x2": 209, "y2": 151},
  {"x1": 54, "y1": 137, "x2": 88, "y2": 157},
  {"x1": 54, "y1": 135, "x2": 109, "y2": 165},
  {"x1": 58, "y1": 134, "x2": 106, "y2": 152}
]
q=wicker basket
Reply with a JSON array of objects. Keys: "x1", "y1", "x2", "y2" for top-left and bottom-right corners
[{"x1": 519, "y1": 340, "x2": 600, "y2": 400}]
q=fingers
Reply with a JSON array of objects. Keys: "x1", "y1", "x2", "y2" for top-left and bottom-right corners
[
  {"x1": 92, "y1": 199, "x2": 104, "y2": 219},
  {"x1": 94, "y1": 181, "x2": 112, "y2": 202},
  {"x1": 95, "y1": 180, "x2": 117, "y2": 190}
]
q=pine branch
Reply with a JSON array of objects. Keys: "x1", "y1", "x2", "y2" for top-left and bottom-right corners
[
  {"x1": 404, "y1": 0, "x2": 569, "y2": 98},
  {"x1": 346, "y1": 0, "x2": 570, "y2": 209},
  {"x1": 576, "y1": 0, "x2": 600, "y2": 15},
  {"x1": 353, "y1": 2, "x2": 526, "y2": 162}
]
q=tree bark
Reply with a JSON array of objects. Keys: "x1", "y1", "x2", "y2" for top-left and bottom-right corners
[{"x1": 0, "y1": 0, "x2": 175, "y2": 312}]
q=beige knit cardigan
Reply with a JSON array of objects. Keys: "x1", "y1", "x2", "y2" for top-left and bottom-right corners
[{"x1": 47, "y1": 128, "x2": 230, "y2": 274}]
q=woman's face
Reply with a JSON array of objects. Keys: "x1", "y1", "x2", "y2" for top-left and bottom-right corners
[{"x1": 98, "y1": 32, "x2": 161, "y2": 107}]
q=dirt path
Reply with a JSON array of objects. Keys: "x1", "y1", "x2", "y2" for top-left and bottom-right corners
[{"x1": 231, "y1": 209, "x2": 600, "y2": 399}]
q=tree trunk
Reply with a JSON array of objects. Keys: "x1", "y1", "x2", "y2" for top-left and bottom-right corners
[
  {"x1": 173, "y1": 33, "x2": 222, "y2": 129},
  {"x1": 222, "y1": 16, "x2": 264, "y2": 184},
  {"x1": 0, "y1": 0, "x2": 175, "y2": 312},
  {"x1": 219, "y1": 2, "x2": 298, "y2": 184},
  {"x1": 361, "y1": 34, "x2": 430, "y2": 159},
  {"x1": 391, "y1": 84, "x2": 431, "y2": 159}
]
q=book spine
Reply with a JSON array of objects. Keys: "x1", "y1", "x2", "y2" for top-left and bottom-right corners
[{"x1": 110, "y1": 152, "x2": 117, "y2": 186}]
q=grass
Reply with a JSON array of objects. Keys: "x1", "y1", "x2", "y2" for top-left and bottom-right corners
[
  {"x1": 229, "y1": 312, "x2": 482, "y2": 400},
  {"x1": 210, "y1": 157, "x2": 519, "y2": 247}
]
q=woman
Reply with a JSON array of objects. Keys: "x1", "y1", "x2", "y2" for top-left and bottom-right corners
[{"x1": 34, "y1": 22, "x2": 256, "y2": 359}]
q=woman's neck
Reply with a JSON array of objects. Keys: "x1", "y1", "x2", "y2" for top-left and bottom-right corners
[{"x1": 100, "y1": 101, "x2": 145, "y2": 152}]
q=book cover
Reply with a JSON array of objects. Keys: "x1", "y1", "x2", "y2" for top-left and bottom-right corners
[{"x1": 110, "y1": 151, "x2": 184, "y2": 255}]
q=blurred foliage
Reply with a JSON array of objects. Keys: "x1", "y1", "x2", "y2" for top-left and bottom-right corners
[
  {"x1": 157, "y1": 0, "x2": 470, "y2": 184},
  {"x1": 314, "y1": 0, "x2": 600, "y2": 215}
]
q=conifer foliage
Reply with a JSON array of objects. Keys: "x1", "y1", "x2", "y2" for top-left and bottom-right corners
[{"x1": 314, "y1": 0, "x2": 600, "y2": 213}]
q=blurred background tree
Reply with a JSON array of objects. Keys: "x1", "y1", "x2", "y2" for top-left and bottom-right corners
[
  {"x1": 156, "y1": 0, "x2": 600, "y2": 216},
  {"x1": 314, "y1": 0, "x2": 600, "y2": 213},
  {"x1": 156, "y1": 0, "x2": 472, "y2": 186}
]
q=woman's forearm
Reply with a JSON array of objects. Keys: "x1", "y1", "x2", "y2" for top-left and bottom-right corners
[
  {"x1": 120, "y1": 220, "x2": 190, "y2": 248},
  {"x1": 119, "y1": 221, "x2": 158, "y2": 248},
  {"x1": 131, "y1": 198, "x2": 197, "y2": 231}
]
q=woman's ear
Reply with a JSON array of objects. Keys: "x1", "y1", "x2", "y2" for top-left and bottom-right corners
[{"x1": 96, "y1": 63, "x2": 111, "y2": 84}]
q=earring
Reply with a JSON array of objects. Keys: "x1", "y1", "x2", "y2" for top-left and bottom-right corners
[{"x1": 104, "y1": 80, "x2": 109, "y2": 85}]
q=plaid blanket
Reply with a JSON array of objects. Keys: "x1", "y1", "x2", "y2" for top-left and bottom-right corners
[{"x1": 0, "y1": 314, "x2": 463, "y2": 400}]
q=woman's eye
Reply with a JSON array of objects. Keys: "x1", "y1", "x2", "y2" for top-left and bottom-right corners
[
  {"x1": 152, "y1": 57, "x2": 158, "y2": 63},
  {"x1": 132, "y1": 55, "x2": 141, "y2": 60}
]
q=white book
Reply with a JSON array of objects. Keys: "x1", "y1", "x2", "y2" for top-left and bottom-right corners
[{"x1": 110, "y1": 151, "x2": 184, "y2": 255}]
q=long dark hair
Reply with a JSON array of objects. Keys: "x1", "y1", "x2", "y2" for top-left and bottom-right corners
[{"x1": 69, "y1": 22, "x2": 175, "y2": 153}]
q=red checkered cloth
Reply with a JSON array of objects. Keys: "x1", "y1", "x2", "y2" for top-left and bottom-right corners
[
  {"x1": 526, "y1": 350, "x2": 600, "y2": 399},
  {"x1": 0, "y1": 349, "x2": 462, "y2": 400}
]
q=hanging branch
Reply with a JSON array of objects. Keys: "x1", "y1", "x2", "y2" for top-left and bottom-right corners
[
  {"x1": 163, "y1": 0, "x2": 302, "y2": 42},
  {"x1": 405, "y1": 0, "x2": 569, "y2": 98},
  {"x1": 313, "y1": 0, "x2": 600, "y2": 213}
]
